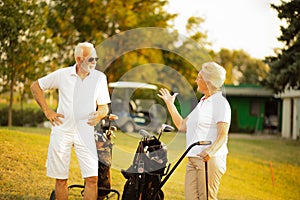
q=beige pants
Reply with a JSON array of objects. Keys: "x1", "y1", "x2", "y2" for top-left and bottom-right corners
[{"x1": 185, "y1": 155, "x2": 227, "y2": 200}]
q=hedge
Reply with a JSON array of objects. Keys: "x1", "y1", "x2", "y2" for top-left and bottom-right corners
[{"x1": 0, "y1": 107, "x2": 47, "y2": 126}]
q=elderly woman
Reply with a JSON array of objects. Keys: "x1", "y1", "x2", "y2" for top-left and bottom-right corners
[{"x1": 158, "y1": 62, "x2": 231, "y2": 200}]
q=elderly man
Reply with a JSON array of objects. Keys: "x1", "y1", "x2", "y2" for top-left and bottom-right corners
[{"x1": 31, "y1": 42, "x2": 111, "y2": 200}]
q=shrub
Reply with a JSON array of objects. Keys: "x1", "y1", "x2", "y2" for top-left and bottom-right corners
[{"x1": 0, "y1": 107, "x2": 46, "y2": 126}]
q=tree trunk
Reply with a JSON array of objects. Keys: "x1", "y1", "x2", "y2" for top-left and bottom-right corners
[{"x1": 8, "y1": 67, "x2": 15, "y2": 127}]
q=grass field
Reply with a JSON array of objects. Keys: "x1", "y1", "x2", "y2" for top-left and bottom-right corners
[{"x1": 1, "y1": 127, "x2": 300, "y2": 200}]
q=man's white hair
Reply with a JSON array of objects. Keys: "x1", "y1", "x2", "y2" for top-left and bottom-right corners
[
  {"x1": 201, "y1": 62, "x2": 226, "y2": 88},
  {"x1": 74, "y1": 42, "x2": 94, "y2": 59}
]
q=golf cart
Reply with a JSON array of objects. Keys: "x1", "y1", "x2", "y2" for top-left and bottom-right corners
[{"x1": 108, "y1": 81, "x2": 163, "y2": 133}]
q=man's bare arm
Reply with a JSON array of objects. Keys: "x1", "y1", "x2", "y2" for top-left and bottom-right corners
[
  {"x1": 87, "y1": 104, "x2": 109, "y2": 126},
  {"x1": 30, "y1": 81, "x2": 64, "y2": 126}
]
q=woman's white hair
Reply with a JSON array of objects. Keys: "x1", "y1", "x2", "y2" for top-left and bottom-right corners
[
  {"x1": 74, "y1": 42, "x2": 94, "y2": 59},
  {"x1": 201, "y1": 62, "x2": 226, "y2": 88}
]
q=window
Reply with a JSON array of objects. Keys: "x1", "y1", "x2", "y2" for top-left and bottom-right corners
[{"x1": 250, "y1": 101, "x2": 260, "y2": 116}]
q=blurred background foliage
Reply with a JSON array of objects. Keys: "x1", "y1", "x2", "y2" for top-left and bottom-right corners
[{"x1": 0, "y1": 0, "x2": 299, "y2": 126}]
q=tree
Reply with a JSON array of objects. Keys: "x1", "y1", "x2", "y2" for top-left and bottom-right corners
[
  {"x1": 45, "y1": 1, "x2": 212, "y2": 98},
  {"x1": 0, "y1": 0, "x2": 53, "y2": 126},
  {"x1": 46, "y1": 0, "x2": 177, "y2": 69},
  {"x1": 210, "y1": 49, "x2": 269, "y2": 85},
  {"x1": 264, "y1": 0, "x2": 300, "y2": 93}
]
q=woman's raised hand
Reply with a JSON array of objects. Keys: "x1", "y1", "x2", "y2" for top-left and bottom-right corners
[{"x1": 157, "y1": 88, "x2": 178, "y2": 104}]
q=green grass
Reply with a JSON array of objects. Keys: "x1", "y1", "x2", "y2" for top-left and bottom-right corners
[{"x1": 1, "y1": 128, "x2": 300, "y2": 199}]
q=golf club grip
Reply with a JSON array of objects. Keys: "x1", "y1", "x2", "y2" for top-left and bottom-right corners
[
  {"x1": 160, "y1": 141, "x2": 211, "y2": 188},
  {"x1": 197, "y1": 141, "x2": 212, "y2": 145}
]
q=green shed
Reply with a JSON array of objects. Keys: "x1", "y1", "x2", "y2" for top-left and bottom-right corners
[{"x1": 224, "y1": 84, "x2": 281, "y2": 133}]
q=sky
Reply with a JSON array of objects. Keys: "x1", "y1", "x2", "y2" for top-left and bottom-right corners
[{"x1": 166, "y1": 0, "x2": 284, "y2": 59}]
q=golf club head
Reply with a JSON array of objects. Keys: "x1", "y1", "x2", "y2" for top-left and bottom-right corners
[
  {"x1": 139, "y1": 129, "x2": 152, "y2": 138},
  {"x1": 101, "y1": 119, "x2": 106, "y2": 127},
  {"x1": 110, "y1": 126, "x2": 117, "y2": 131},
  {"x1": 161, "y1": 124, "x2": 175, "y2": 132}
]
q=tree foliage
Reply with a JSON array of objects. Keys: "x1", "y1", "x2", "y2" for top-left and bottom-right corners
[
  {"x1": 0, "y1": 0, "x2": 177, "y2": 126},
  {"x1": 0, "y1": 0, "x2": 274, "y2": 126},
  {"x1": 210, "y1": 49, "x2": 269, "y2": 85},
  {"x1": 264, "y1": 0, "x2": 300, "y2": 93},
  {"x1": 46, "y1": 0, "x2": 177, "y2": 68},
  {"x1": 103, "y1": 16, "x2": 210, "y2": 101},
  {"x1": 0, "y1": 0, "x2": 53, "y2": 126}
]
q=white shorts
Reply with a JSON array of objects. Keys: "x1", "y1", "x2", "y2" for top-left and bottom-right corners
[{"x1": 46, "y1": 131, "x2": 98, "y2": 179}]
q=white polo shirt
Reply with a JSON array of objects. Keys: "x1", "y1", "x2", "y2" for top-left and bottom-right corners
[
  {"x1": 185, "y1": 91, "x2": 231, "y2": 157},
  {"x1": 38, "y1": 65, "x2": 111, "y2": 158}
]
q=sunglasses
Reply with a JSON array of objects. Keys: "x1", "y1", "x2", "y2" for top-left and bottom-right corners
[{"x1": 87, "y1": 57, "x2": 99, "y2": 62}]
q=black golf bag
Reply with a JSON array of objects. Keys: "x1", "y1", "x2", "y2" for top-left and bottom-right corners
[
  {"x1": 95, "y1": 135, "x2": 113, "y2": 200},
  {"x1": 121, "y1": 136, "x2": 168, "y2": 200},
  {"x1": 94, "y1": 115, "x2": 119, "y2": 200}
]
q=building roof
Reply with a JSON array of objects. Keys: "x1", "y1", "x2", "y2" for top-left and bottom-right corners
[
  {"x1": 275, "y1": 89, "x2": 300, "y2": 98},
  {"x1": 109, "y1": 81, "x2": 158, "y2": 90},
  {"x1": 224, "y1": 84, "x2": 274, "y2": 97}
]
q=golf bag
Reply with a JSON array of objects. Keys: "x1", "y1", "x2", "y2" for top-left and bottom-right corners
[
  {"x1": 121, "y1": 136, "x2": 168, "y2": 200},
  {"x1": 94, "y1": 117, "x2": 115, "y2": 200}
]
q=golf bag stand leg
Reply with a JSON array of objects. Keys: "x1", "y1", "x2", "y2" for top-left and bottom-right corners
[{"x1": 158, "y1": 141, "x2": 211, "y2": 199}]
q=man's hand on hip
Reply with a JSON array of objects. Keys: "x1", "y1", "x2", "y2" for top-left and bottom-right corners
[{"x1": 45, "y1": 108, "x2": 64, "y2": 126}]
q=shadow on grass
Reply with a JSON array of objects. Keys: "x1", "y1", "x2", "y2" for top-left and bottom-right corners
[{"x1": 0, "y1": 194, "x2": 50, "y2": 200}]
